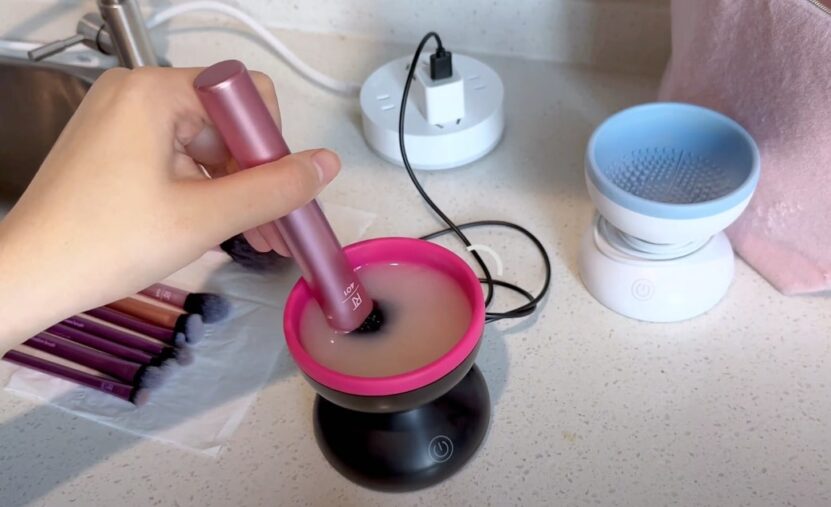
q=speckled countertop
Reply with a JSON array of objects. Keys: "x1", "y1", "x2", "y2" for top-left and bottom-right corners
[{"x1": 2, "y1": 10, "x2": 831, "y2": 507}]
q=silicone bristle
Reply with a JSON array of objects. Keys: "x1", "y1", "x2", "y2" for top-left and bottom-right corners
[{"x1": 607, "y1": 147, "x2": 740, "y2": 204}]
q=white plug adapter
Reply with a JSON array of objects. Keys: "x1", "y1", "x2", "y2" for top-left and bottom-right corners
[
  {"x1": 360, "y1": 54, "x2": 504, "y2": 170},
  {"x1": 413, "y1": 58, "x2": 465, "y2": 126}
]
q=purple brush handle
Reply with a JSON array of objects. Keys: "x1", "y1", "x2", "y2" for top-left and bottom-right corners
[
  {"x1": 194, "y1": 60, "x2": 373, "y2": 332},
  {"x1": 86, "y1": 307, "x2": 175, "y2": 343},
  {"x1": 25, "y1": 333, "x2": 143, "y2": 385},
  {"x1": 63, "y1": 315, "x2": 170, "y2": 354},
  {"x1": 48, "y1": 323, "x2": 155, "y2": 365},
  {"x1": 141, "y1": 283, "x2": 187, "y2": 308},
  {"x1": 3, "y1": 350, "x2": 136, "y2": 403}
]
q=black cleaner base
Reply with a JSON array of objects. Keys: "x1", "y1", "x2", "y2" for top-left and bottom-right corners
[{"x1": 313, "y1": 365, "x2": 490, "y2": 492}]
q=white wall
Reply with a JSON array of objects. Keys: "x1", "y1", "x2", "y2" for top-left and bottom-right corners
[
  {"x1": 218, "y1": 0, "x2": 669, "y2": 73},
  {"x1": 5, "y1": 0, "x2": 671, "y2": 74}
]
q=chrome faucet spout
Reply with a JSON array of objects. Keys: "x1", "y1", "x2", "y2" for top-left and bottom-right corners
[
  {"x1": 97, "y1": 0, "x2": 157, "y2": 68},
  {"x1": 27, "y1": 0, "x2": 156, "y2": 68}
]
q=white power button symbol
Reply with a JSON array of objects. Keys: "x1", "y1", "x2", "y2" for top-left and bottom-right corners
[
  {"x1": 428, "y1": 435, "x2": 454, "y2": 463},
  {"x1": 631, "y1": 279, "x2": 655, "y2": 301}
]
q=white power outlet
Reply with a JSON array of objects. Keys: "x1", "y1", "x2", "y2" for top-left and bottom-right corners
[{"x1": 360, "y1": 54, "x2": 505, "y2": 170}]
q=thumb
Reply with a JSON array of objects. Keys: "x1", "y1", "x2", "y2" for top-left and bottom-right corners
[{"x1": 185, "y1": 149, "x2": 340, "y2": 241}]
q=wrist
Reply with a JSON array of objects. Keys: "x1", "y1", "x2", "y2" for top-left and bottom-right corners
[{"x1": 0, "y1": 216, "x2": 73, "y2": 352}]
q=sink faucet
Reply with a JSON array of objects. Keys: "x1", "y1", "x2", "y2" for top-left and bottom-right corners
[{"x1": 28, "y1": 0, "x2": 157, "y2": 68}]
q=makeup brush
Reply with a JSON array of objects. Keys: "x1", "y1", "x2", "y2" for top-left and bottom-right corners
[
  {"x1": 220, "y1": 233, "x2": 291, "y2": 271},
  {"x1": 3, "y1": 350, "x2": 148, "y2": 405},
  {"x1": 107, "y1": 297, "x2": 205, "y2": 343},
  {"x1": 47, "y1": 323, "x2": 156, "y2": 365},
  {"x1": 86, "y1": 306, "x2": 203, "y2": 345},
  {"x1": 24, "y1": 332, "x2": 168, "y2": 388},
  {"x1": 194, "y1": 60, "x2": 384, "y2": 334},
  {"x1": 140, "y1": 283, "x2": 231, "y2": 324},
  {"x1": 62, "y1": 315, "x2": 193, "y2": 366}
]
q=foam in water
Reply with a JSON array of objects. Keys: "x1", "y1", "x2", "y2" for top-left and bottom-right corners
[{"x1": 299, "y1": 262, "x2": 472, "y2": 378}]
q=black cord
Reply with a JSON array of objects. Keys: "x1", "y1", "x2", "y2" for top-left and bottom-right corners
[{"x1": 398, "y1": 32, "x2": 552, "y2": 323}]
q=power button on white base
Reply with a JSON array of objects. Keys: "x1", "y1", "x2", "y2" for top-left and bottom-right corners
[{"x1": 631, "y1": 279, "x2": 655, "y2": 301}]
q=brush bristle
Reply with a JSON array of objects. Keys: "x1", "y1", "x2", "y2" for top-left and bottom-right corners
[
  {"x1": 220, "y1": 234, "x2": 290, "y2": 271},
  {"x1": 132, "y1": 388, "x2": 150, "y2": 407},
  {"x1": 353, "y1": 301, "x2": 386, "y2": 334},
  {"x1": 153, "y1": 347, "x2": 174, "y2": 366},
  {"x1": 139, "y1": 365, "x2": 169, "y2": 389},
  {"x1": 174, "y1": 314, "x2": 188, "y2": 335},
  {"x1": 173, "y1": 346, "x2": 194, "y2": 366},
  {"x1": 184, "y1": 314, "x2": 204, "y2": 344},
  {"x1": 184, "y1": 293, "x2": 231, "y2": 323}
]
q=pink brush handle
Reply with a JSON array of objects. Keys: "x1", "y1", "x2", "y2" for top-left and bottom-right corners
[
  {"x1": 194, "y1": 60, "x2": 372, "y2": 332},
  {"x1": 140, "y1": 283, "x2": 187, "y2": 308}
]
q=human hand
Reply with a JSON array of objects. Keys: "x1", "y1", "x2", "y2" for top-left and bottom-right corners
[{"x1": 0, "y1": 66, "x2": 340, "y2": 349}]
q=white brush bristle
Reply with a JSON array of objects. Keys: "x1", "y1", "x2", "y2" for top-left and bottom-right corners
[
  {"x1": 185, "y1": 314, "x2": 204, "y2": 344},
  {"x1": 132, "y1": 388, "x2": 151, "y2": 407},
  {"x1": 174, "y1": 346, "x2": 194, "y2": 366},
  {"x1": 140, "y1": 365, "x2": 170, "y2": 389}
]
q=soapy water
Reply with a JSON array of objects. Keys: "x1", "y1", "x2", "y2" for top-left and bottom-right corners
[{"x1": 299, "y1": 262, "x2": 473, "y2": 378}]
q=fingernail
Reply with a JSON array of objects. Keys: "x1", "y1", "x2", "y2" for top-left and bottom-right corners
[{"x1": 312, "y1": 149, "x2": 340, "y2": 183}]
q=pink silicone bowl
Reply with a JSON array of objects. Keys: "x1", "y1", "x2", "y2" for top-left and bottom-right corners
[{"x1": 283, "y1": 237, "x2": 485, "y2": 409}]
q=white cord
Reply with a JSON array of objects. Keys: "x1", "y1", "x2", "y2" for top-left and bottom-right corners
[{"x1": 145, "y1": 1, "x2": 362, "y2": 96}]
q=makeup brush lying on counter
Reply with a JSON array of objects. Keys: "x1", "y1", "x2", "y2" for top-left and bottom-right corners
[
  {"x1": 86, "y1": 306, "x2": 203, "y2": 345},
  {"x1": 140, "y1": 283, "x2": 231, "y2": 324},
  {"x1": 60, "y1": 316, "x2": 193, "y2": 366},
  {"x1": 106, "y1": 297, "x2": 205, "y2": 343},
  {"x1": 3, "y1": 350, "x2": 150, "y2": 406},
  {"x1": 220, "y1": 234, "x2": 289, "y2": 273},
  {"x1": 47, "y1": 322, "x2": 157, "y2": 365},
  {"x1": 23, "y1": 332, "x2": 170, "y2": 388},
  {"x1": 1, "y1": 282, "x2": 221, "y2": 405}
]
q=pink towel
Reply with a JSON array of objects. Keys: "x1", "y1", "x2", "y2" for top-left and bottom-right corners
[{"x1": 659, "y1": 0, "x2": 831, "y2": 295}]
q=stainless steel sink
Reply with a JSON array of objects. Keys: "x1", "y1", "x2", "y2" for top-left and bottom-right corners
[{"x1": 0, "y1": 56, "x2": 104, "y2": 212}]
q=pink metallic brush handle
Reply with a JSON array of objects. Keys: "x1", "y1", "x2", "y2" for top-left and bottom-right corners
[
  {"x1": 194, "y1": 60, "x2": 372, "y2": 332},
  {"x1": 141, "y1": 283, "x2": 188, "y2": 307}
]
